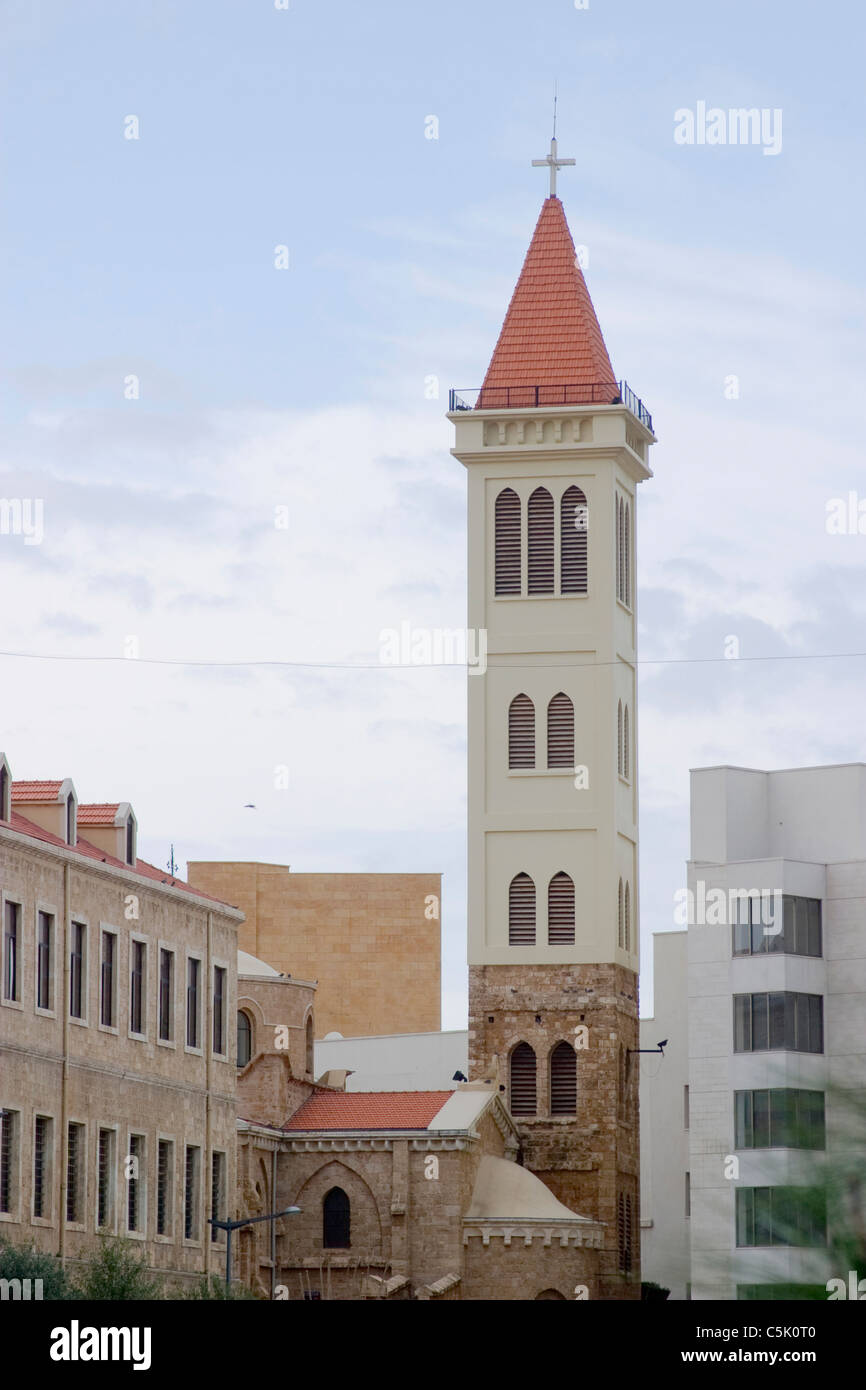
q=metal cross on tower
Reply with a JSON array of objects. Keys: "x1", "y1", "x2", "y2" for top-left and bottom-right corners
[{"x1": 531, "y1": 136, "x2": 576, "y2": 198}]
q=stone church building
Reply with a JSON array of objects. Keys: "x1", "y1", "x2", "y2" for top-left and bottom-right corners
[{"x1": 234, "y1": 154, "x2": 654, "y2": 1299}]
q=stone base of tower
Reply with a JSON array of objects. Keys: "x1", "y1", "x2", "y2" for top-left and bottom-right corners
[{"x1": 469, "y1": 962, "x2": 641, "y2": 1302}]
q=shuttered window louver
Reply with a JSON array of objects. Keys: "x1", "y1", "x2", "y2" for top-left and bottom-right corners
[
  {"x1": 508, "y1": 694, "x2": 535, "y2": 769},
  {"x1": 624, "y1": 881, "x2": 631, "y2": 952},
  {"x1": 527, "y1": 487, "x2": 554, "y2": 594},
  {"x1": 548, "y1": 872, "x2": 575, "y2": 945},
  {"x1": 509, "y1": 873, "x2": 536, "y2": 945},
  {"x1": 550, "y1": 1041, "x2": 577, "y2": 1115},
  {"x1": 561, "y1": 485, "x2": 588, "y2": 593},
  {"x1": 617, "y1": 700, "x2": 623, "y2": 776},
  {"x1": 547, "y1": 692, "x2": 574, "y2": 768},
  {"x1": 618, "y1": 879, "x2": 624, "y2": 949},
  {"x1": 625, "y1": 1194, "x2": 634, "y2": 1272},
  {"x1": 510, "y1": 1042, "x2": 537, "y2": 1116},
  {"x1": 495, "y1": 488, "x2": 521, "y2": 596},
  {"x1": 623, "y1": 705, "x2": 630, "y2": 781},
  {"x1": 624, "y1": 502, "x2": 631, "y2": 608}
]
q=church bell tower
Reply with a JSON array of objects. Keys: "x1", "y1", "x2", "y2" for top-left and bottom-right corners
[{"x1": 449, "y1": 144, "x2": 655, "y2": 1299}]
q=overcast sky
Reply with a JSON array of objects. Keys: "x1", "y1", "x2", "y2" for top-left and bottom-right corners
[{"x1": 2, "y1": 0, "x2": 865, "y2": 1025}]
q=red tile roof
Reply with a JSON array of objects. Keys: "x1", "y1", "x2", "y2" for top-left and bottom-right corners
[
  {"x1": 284, "y1": 1091, "x2": 453, "y2": 1132},
  {"x1": 480, "y1": 196, "x2": 618, "y2": 401},
  {"x1": 0, "y1": 808, "x2": 234, "y2": 908},
  {"x1": 12, "y1": 780, "x2": 64, "y2": 802},
  {"x1": 78, "y1": 803, "x2": 121, "y2": 825}
]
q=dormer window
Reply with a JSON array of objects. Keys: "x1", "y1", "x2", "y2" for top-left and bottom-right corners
[
  {"x1": 66, "y1": 794, "x2": 77, "y2": 846},
  {"x1": 0, "y1": 763, "x2": 9, "y2": 821},
  {"x1": 125, "y1": 814, "x2": 136, "y2": 866}
]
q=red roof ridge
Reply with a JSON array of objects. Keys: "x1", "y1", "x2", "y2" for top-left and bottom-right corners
[
  {"x1": 0, "y1": 809, "x2": 236, "y2": 909},
  {"x1": 284, "y1": 1090, "x2": 455, "y2": 1132},
  {"x1": 480, "y1": 196, "x2": 617, "y2": 400}
]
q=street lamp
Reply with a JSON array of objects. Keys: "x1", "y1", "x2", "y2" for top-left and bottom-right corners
[{"x1": 208, "y1": 1207, "x2": 301, "y2": 1293}]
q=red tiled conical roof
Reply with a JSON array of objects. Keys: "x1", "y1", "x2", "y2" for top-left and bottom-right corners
[{"x1": 479, "y1": 197, "x2": 618, "y2": 408}]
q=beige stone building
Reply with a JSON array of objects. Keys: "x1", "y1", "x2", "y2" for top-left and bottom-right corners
[
  {"x1": 236, "y1": 1082, "x2": 603, "y2": 1300},
  {"x1": 187, "y1": 862, "x2": 441, "y2": 1039},
  {"x1": 0, "y1": 754, "x2": 242, "y2": 1288}
]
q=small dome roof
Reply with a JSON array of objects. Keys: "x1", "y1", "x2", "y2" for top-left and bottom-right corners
[
  {"x1": 466, "y1": 1155, "x2": 596, "y2": 1223},
  {"x1": 237, "y1": 949, "x2": 281, "y2": 978}
]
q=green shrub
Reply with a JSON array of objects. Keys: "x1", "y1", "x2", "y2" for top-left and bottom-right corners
[
  {"x1": 0, "y1": 1235, "x2": 72, "y2": 1299},
  {"x1": 72, "y1": 1237, "x2": 163, "y2": 1301}
]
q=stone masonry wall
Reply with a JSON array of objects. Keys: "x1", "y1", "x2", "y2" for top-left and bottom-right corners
[{"x1": 469, "y1": 962, "x2": 640, "y2": 1300}]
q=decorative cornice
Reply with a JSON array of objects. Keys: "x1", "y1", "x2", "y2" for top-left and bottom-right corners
[
  {"x1": 281, "y1": 1134, "x2": 473, "y2": 1155},
  {"x1": 462, "y1": 1220, "x2": 604, "y2": 1250}
]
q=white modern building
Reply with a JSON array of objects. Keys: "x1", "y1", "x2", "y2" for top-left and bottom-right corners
[
  {"x1": 639, "y1": 931, "x2": 689, "y2": 1299},
  {"x1": 641, "y1": 763, "x2": 866, "y2": 1300},
  {"x1": 314, "y1": 1029, "x2": 469, "y2": 1092}
]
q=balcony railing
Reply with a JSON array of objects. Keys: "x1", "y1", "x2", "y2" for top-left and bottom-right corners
[{"x1": 448, "y1": 380, "x2": 653, "y2": 433}]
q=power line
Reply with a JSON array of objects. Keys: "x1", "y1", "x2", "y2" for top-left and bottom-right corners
[{"x1": 0, "y1": 646, "x2": 864, "y2": 672}]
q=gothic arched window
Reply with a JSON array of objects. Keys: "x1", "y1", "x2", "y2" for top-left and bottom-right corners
[
  {"x1": 547, "y1": 692, "x2": 574, "y2": 769},
  {"x1": 624, "y1": 881, "x2": 631, "y2": 953},
  {"x1": 623, "y1": 705, "x2": 630, "y2": 781},
  {"x1": 323, "y1": 1187, "x2": 350, "y2": 1249},
  {"x1": 508, "y1": 694, "x2": 535, "y2": 769},
  {"x1": 561, "y1": 485, "x2": 588, "y2": 594},
  {"x1": 237, "y1": 1010, "x2": 252, "y2": 1069},
  {"x1": 509, "y1": 873, "x2": 536, "y2": 945},
  {"x1": 510, "y1": 1042, "x2": 537, "y2": 1116},
  {"x1": 548, "y1": 872, "x2": 575, "y2": 945},
  {"x1": 550, "y1": 1041, "x2": 577, "y2": 1115},
  {"x1": 624, "y1": 501, "x2": 631, "y2": 607},
  {"x1": 495, "y1": 488, "x2": 521, "y2": 596},
  {"x1": 528, "y1": 487, "x2": 554, "y2": 594}
]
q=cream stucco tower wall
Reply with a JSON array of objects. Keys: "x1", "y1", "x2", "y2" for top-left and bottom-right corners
[
  {"x1": 452, "y1": 401, "x2": 652, "y2": 968},
  {"x1": 449, "y1": 190, "x2": 655, "y2": 1299}
]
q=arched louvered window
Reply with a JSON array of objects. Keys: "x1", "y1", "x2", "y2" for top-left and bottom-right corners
[
  {"x1": 508, "y1": 694, "x2": 535, "y2": 769},
  {"x1": 547, "y1": 692, "x2": 574, "y2": 769},
  {"x1": 528, "y1": 487, "x2": 554, "y2": 595},
  {"x1": 323, "y1": 1186, "x2": 350, "y2": 1249},
  {"x1": 495, "y1": 488, "x2": 521, "y2": 596},
  {"x1": 237, "y1": 1010, "x2": 252, "y2": 1068},
  {"x1": 509, "y1": 873, "x2": 536, "y2": 945},
  {"x1": 617, "y1": 1193, "x2": 628, "y2": 1271},
  {"x1": 624, "y1": 881, "x2": 631, "y2": 952},
  {"x1": 623, "y1": 705, "x2": 630, "y2": 781},
  {"x1": 617, "y1": 700, "x2": 623, "y2": 776},
  {"x1": 548, "y1": 872, "x2": 575, "y2": 945},
  {"x1": 617, "y1": 879, "x2": 624, "y2": 949},
  {"x1": 550, "y1": 1041, "x2": 577, "y2": 1115},
  {"x1": 617, "y1": 497, "x2": 625, "y2": 602},
  {"x1": 625, "y1": 1194, "x2": 633, "y2": 1272},
  {"x1": 624, "y1": 502, "x2": 631, "y2": 607},
  {"x1": 510, "y1": 1042, "x2": 537, "y2": 1116},
  {"x1": 561, "y1": 485, "x2": 588, "y2": 594}
]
